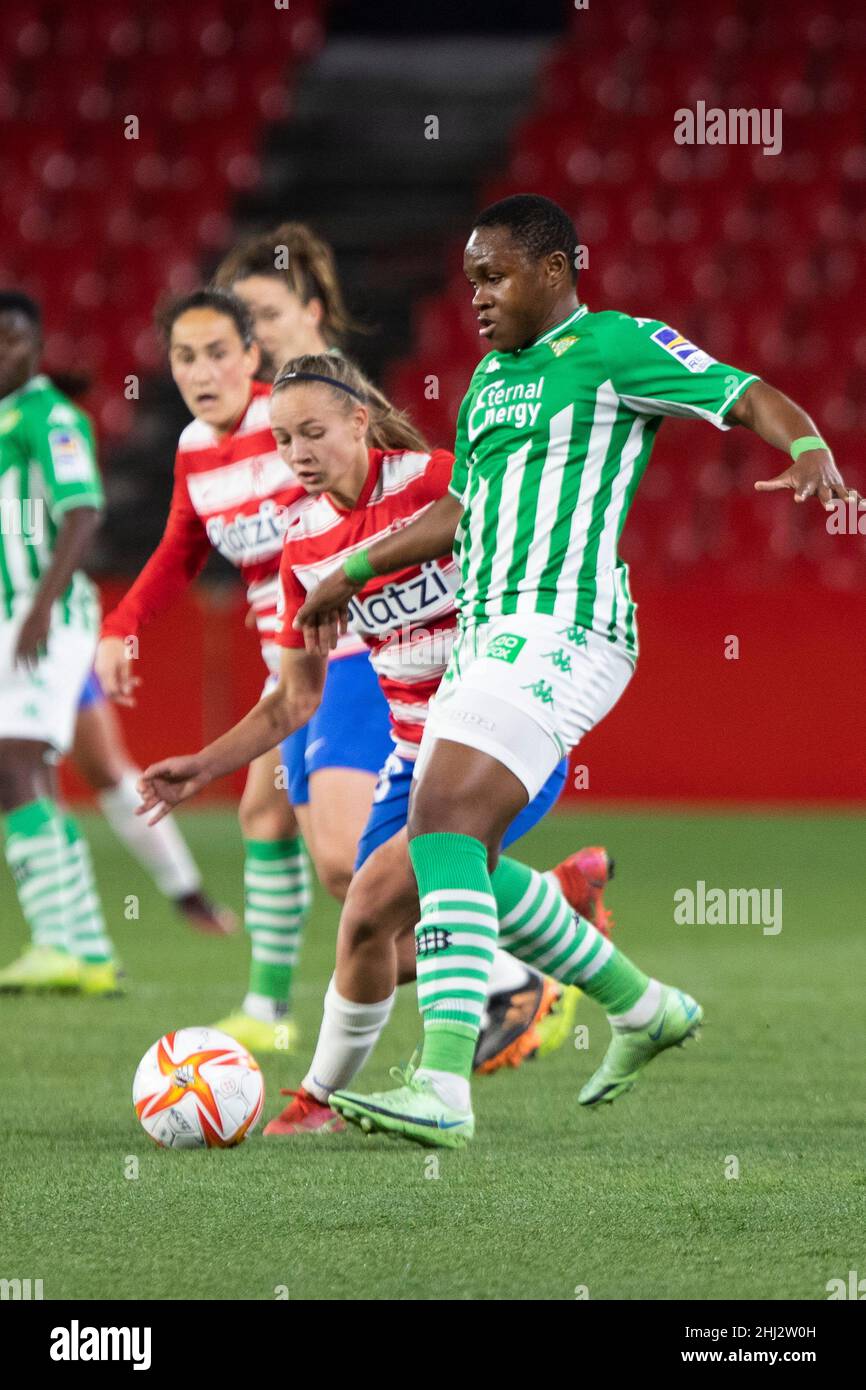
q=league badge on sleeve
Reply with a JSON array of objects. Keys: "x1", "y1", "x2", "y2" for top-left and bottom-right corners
[
  {"x1": 48, "y1": 427, "x2": 91, "y2": 482},
  {"x1": 650, "y1": 325, "x2": 716, "y2": 373}
]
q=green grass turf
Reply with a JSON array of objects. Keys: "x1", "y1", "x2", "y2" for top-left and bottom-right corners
[{"x1": 1, "y1": 807, "x2": 863, "y2": 1301}]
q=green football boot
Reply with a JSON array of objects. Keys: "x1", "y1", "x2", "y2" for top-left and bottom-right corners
[
  {"x1": 536, "y1": 982, "x2": 582, "y2": 1058},
  {"x1": 80, "y1": 958, "x2": 126, "y2": 997},
  {"x1": 211, "y1": 1009, "x2": 298, "y2": 1055},
  {"x1": 330, "y1": 1067, "x2": 475, "y2": 1149},
  {"x1": 579, "y1": 987, "x2": 703, "y2": 1106},
  {"x1": 0, "y1": 945, "x2": 82, "y2": 992}
]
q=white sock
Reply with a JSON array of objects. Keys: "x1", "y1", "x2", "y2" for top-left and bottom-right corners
[
  {"x1": 486, "y1": 948, "x2": 535, "y2": 996},
  {"x1": 241, "y1": 992, "x2": 288, "y2": 1023},
  {"x1": 302, "y1": 977, "x2": 396, "y2": 1103},
  {"x1": 99, "y1": 771, "x2": 201, "y2": 898},
  {"x1": 608, "y1": 978, "x2": 663, "y2": 1030},
  {"x1": 414, "y1": 1068, "x2": 472, "y2": 1114}
]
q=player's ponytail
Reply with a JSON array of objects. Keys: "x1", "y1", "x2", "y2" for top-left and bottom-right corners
[
  {"x1": 214, "y1": 222, "x2": 362, "y2": 347},
  {"x1": 273, "y1": 353, "x2": 429, "y2": 454}
]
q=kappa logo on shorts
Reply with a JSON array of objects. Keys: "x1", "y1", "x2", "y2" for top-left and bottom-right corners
[
  {"x1": 415, "y1": 927, "x2": 452, "y2": 957},
  {"x1": 486, "y1": 633, "x2": 526, "y2": 664}
]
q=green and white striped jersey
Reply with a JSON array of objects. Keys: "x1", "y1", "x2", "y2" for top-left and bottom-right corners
[
  {"x1": 0, "y1": 374, "x2": 104, "y2": 628},
  {"x1": 449, "y1": 306, "x2": 758, "y2": 657}
]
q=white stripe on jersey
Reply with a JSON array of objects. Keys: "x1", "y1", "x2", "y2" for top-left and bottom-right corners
[
  {"x1": 289, "y1": 504, "x2": 434, "y2": 592},
  {"x1": 186, "y1": 454, "x2": 298, "y2": 514},
  {"x1": 515, "y1": 403, "x2": 574, "y2": 615},
  {"x1": 458, "y1": 474, "x2": 490, "y2": 615},
  {"x1": 485, "y1": 438, "x2": 531, "y2": 610},
  {"x1": 591, "y1": 413, "x2": 647, "y2": 632},
  {"x1": 552, "y1": 382, "x2": 620, "y2": 621},
  {"x1": 377, "y1": 451, "x2": 431, "y2": 496}
]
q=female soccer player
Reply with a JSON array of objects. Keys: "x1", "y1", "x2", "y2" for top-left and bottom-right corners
[
  {"x1": 96, "y1": 288, "x2": 388, "y2": 1052},
  {"x1": 289, "y1": 193, "x2": 851, "y2": 1150},
  {"x1": 134, "y1": 353, "x2": 614, "y2": 1131},
  {"x1": 213, "y1": 222, "x2": 396, "y2": 896}
]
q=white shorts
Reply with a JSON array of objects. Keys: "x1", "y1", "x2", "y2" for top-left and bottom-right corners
[
  {"x1": 413, "y1": 614, "x2": 634, "y2": 801},
  {"x1": 0, "y1": 617, "x2": 97, "y2": 754}
]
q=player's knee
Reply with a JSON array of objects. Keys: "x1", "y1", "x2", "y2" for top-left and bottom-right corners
[
  {"x1": 312, "y1": 848, "x2": 354, "y2": 904},
  {"x1": 238, "y1": 788, "x2": 295, "y2": 842},
  {"x1": 341, "y1": 857, "x2": 399, "y2": 950}
]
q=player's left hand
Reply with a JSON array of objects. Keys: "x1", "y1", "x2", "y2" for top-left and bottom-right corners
[
  {"x1": 755, "y1": 454, "x2": 853, "y2": 509},
  {"x1": 14, "y1": 601, "x2": 51, "y2": 670},
  {"x1": 136, "y1": 756, "x2": 210, "y2": 825}
]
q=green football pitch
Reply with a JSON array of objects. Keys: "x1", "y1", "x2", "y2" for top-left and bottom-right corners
[{"x1": 1, "y1": 807, "x2": 863, "y2": 1301}]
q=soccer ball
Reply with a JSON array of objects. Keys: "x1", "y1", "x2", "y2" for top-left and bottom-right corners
[{"x1": 133, "y1": 1027, "x2": 264, "y2": 1149}]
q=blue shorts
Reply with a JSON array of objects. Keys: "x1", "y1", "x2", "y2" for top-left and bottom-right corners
[
  {"x1": 354, "y1": 750, "x2": 568, "y2": 870},
  {"x1": 280, "y1": 650, "x2": 393, "y2": 807},
  {"x1": 77, "y1": 670, "x2": 104, "y2": 711}
]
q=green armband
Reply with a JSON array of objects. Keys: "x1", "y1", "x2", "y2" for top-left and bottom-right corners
[
  {"x1": 790, "y1": 435, "x2": 828, "y2": 461},
  {"x1": 343, "y1": 548, "x2": 376, "y2": 584}
]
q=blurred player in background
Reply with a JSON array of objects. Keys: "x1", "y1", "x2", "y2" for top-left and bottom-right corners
[
  {"x1": 134, "y1": 354, "x2": 615, "y2": 1131},
  {"x1": 70, "y1": 671, "x2": 236, "y2": 935},
  {"x1": 0, "y1": 292, "x2": 120, "y2": 995},
  {"x1": 96, "y1": 288, "x2": 390, "y2": 1054}
]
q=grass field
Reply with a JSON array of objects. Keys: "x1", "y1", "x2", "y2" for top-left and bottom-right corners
[{"x1": 1, "y1": 806, "x2": 863, "y2": 1302}]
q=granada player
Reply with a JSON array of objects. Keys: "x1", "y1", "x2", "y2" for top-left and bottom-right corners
[
  {"x1": 135, "y1": 354, "x2": 614, "y2": 1129},
  {"x1": 293, "y1": 193, "x2": 852, "y2": 1148},
  {"x1": 96, "y1": 288, "x2": 388, "y2": 1052},
  {"x1": 213, "y1": 222, "x2": 393, "y2": 906}
]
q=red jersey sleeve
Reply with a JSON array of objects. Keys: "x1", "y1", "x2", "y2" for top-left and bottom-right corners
[
  {"x1": 100, "y1": 453, "x2": 212, "y2": 640},
  {"x1": 424, "y1": 448, "x2": 456, "y2": 501},
  {"x1": 275, "y1": 541, "x2": 308, "y2": 650}
]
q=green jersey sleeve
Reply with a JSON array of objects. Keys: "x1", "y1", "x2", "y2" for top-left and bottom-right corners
[
  {"x1": 25, "y1": 393, "x2": 105, "y2": 520},
  {"x1": 595, "y1": 312, "x2": 759, "y2": 430}
]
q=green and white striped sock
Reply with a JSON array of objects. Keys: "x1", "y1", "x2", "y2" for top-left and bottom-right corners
[
  {"x1": 242, "y1": 837, "x2": 311, "y2": 1017},
  {"x1": 492, "y1": 856, "x2": 651, "y2": 1015},
  {"x1": 3, "y1": 798, "x2": 74, "y2": 951},
  {"x1": 63, "y1": 815, "x2": 113, "y2": 964},
  {"x1": 409, "y1": 832, "x2": 499, "y2": 1081}
]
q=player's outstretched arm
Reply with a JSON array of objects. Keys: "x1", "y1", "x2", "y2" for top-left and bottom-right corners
[
  {"x1": 136, "y1": 648, "x2": 326, "y2": 824},
  {"x1": 728, "y1": 380, "x2": 852, "y2": 508},
  {"x1": 294, "y1": 492, "x2": 463, "y2": 655},
  {"x1": 14, "y1": 506, "x2": 101, "y2": 670}
]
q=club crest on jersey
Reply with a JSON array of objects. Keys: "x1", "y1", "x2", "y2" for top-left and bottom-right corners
[
  {"x1": 650, "y1": 326, "x2": 715, "y2": 373},
  {"x1": 549, "y1": 335, "x2": 579, "y2": 357}
]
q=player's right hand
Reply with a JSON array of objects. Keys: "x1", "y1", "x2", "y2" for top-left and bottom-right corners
[
  {"x1": 294, "y1": 570, "x2": 358, "y2": 656},
  {"x1": 95, "y1": 636, "x2": 141, "y2": 707},
  {"x1": 136, "y1": 756, "x2": 209, "y2": 825}
]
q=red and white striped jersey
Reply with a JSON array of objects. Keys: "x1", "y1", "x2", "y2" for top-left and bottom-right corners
[
  {"x1": 276, "y1": 446, "x2": 459, "y2": 755},
  {"x1": 101, "y1": 380, "x2": 364, "y2": 674}
]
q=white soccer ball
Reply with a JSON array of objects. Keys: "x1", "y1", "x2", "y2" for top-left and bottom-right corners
[{"x1": 133, "y1": 1027, "x2": 264, "y2": 1149}]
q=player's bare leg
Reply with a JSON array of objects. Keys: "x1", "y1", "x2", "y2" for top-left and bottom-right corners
[
  {"x1": 71, "y1": 700, "x2": 236, "y2": 936},
  {"x1": 306, "y1": 766, "x2": 378, "y2": 903}
]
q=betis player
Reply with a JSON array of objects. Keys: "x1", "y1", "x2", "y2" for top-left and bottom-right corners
[
  {"x1": 0, "y1": 292, "x2": 119, "y2": 993},
  {"x1": 291, "y1": 194, "x2": 851, "y2": 1147}
]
